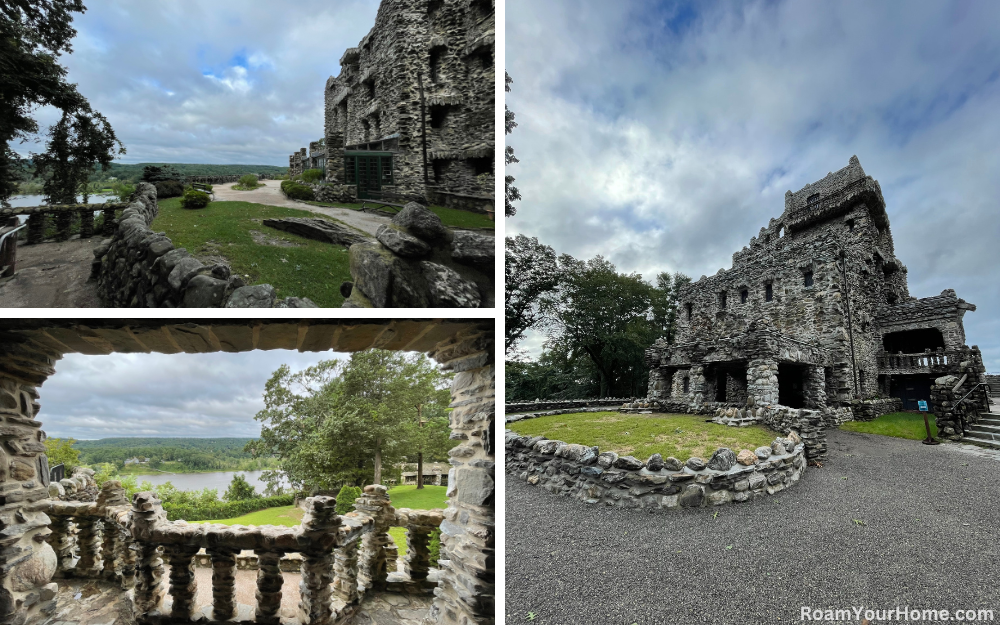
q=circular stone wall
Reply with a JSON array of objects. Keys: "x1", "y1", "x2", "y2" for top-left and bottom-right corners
[{"x1": 505, "y1": 430, "x2": 807, "y2": 510}]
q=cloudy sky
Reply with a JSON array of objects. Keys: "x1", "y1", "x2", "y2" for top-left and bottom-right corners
[
  {"x1": 506, "y1": 0, "x2": 1000, "y2": 370},
  {"x1": 38, "y1": 350, "x2": 338, "y2": 439},
  {"x1": 16, "y1": 0, "x2": 381, "y2": 165}
]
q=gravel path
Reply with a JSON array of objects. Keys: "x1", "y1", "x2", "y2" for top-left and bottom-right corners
[
  {"x1": 212, "y1": 180, "x2": 390, "y2": 235},
  {"x1": 505, "y1": 429, "x2": 1000, "y2": 624}
]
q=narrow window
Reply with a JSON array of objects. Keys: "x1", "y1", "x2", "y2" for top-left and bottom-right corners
[
  {"x1": 807, "y1": 193, "x2": 820, "y2": 204},
  {"x1": 380, "y1": 156, "x2": 393, "y2": 184},
  {"x1": 682, "y1": 377, "x2": 690, "y2": 393},
  {"x1": 429, "y1": 105, "x2": 449, "y2": 129},
  {"x1": 432, "y1": 160, "x2": 446, "y2": 183},
  {"x1": 469, "y1": 156, "x2": 493, "y2": 176},
  {"x1": 804, "y1": 271, "x2": 814, "y2": 287},
  {"x1": 718, "y1": 291, "x2": 727, "y2": 309},
  {"x1": 366, "y1": 79, "x2": 376, "y2": 99},
  {"x1": 740, "y1": 289, "x2": 748, "y2": 304},
  {"x1": 765, "y1": 283, "x2": 773, "y2": 302},
  {"x1": 685, "y1": 303, "x2": 693, "y2": 320},
  {"x1": 847, "y1": 219, "x2": 855, "y2": 232},
  {"x1": 429, "y1": 46, "x2": 447, "y2": 84}
]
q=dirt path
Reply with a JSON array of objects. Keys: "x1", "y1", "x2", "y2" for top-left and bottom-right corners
[
  {"x1": 212, "y1": 180, "x2": 390, "y2": 235},
  {"x1": 0, "y1": 238, "x2": 101, "y2": 307}
]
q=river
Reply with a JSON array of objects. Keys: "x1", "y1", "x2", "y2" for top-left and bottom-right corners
[
  {"x1": 7, "y1": 194, "x2": 117, "y2": 223},
  {"x1": 128, "y1": 470, "x2": 287, "y2": 494}
]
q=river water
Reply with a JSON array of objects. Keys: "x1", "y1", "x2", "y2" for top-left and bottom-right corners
[
  {"x1": 129, "y1": 470, "x2": 286, "y2": 494},
  {"x1": 7, "y1": 194, "x2": 117, "y2": 223}
]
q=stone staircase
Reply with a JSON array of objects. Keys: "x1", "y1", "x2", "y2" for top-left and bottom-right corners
[{"x1": 961, "y1": 408, "x2": 1000, "y2": 450}]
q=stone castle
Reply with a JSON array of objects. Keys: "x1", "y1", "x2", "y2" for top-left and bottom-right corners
[
  {"x1": 289, "y1": 0, "x2": 495, "y2": 213},
  {"x1": 645, "y1": 156, "x2": 987, "y2": 434}
]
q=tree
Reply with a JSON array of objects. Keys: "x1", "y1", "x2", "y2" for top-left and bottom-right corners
[
  {"x1": 247, "y1": 352, "x2": 451, "y2": 493},
  {"x1": 547, "y1": 255, "x2": 655, "y2": 397},
  {"x1": 505, "y1": 234, "x2": 561, "y2": 354},
  {"x1": 651, "y1": 271, "x2": 691, "y2": 345},
  {"x1": 505, "y1": 71, "x2": 520, "y2": 217},
  {"x1": 139, "y1": 165, "x2": 182, "y2": 183},
  {"x1": 1, "y1": 1, "x2": 125, "y2": 206},
  {"x1": 44, "y1": 437, "x2": 79, "y2": 472},
  {"x1": 223, "y1": 474, "x2": 257, "y2": 502}
]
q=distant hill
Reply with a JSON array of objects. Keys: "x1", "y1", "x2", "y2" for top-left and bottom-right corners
[
  {"x1": 101, "y1": 163, "x2": 288, "y2": 183},
  {"x1": 73, "y1": 437, "x2": 256, "y2": 450},
  {"x1": 73, "y1": 438, "x2": 269, "y2": 471}
]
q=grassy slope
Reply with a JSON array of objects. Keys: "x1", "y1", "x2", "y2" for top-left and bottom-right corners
[
  {"x1": 303, "y1": 200, "x2": 494, "y2": 230},
  {"x1": 508, "y1": 411, "x2": 778, "y2": 461},
  {"x1": 198, "y1": 485, "x2": 447, "y2": 557},
  {"x1": 154, "y1": 197, "x2": 352, "y2": 307},
  {"x1": 840, "y1": 411, "x2": 937, "y2": 440}
]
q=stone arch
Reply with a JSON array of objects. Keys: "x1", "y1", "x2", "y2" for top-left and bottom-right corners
[{"x1": 0, "y1": 319, "x2": 495, "y2": 625}]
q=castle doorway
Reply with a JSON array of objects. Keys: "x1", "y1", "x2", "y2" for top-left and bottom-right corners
[
  {"x1": 778, "y1": 363, "x2": 808, "y2": 408},
  {"x1": 889, "y1": 374, "x2": 933, "y2": 411}
]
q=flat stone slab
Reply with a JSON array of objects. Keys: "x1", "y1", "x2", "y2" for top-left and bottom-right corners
[{"x1": 263, "y1": 217, "x2": 372, "y2": 247}]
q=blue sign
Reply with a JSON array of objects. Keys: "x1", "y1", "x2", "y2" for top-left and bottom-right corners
[{"x1": 918, "y1": 400, "x2": 928, "y2": 412}]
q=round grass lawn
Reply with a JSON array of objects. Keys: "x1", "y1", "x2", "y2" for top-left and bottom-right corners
[
  {"x1": 154, "y1": 196, "x2": 356, "y2": 307},
  {"x1": 507, "y1": 411, "x2": 778, "y2": 461},
  {"x1": 194, "y1": 485, "x2": 448, "y2": 557},
  {"x1": 840, "y1": 411, "x2": 937, "y2": 440}
]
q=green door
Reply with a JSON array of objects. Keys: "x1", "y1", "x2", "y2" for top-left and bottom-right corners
[{"x1": 346, "y1": 153, "x2": 393, "y2": 200}]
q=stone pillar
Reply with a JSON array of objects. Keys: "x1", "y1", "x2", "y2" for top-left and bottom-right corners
[
  {"x1": 354, "y1": 484, "x2": 395, "y2": 591},
  {"x1": 325, "y1": 132, "x2": 345, "y2": 184},
  {"x1": 101, "y1": 208, "x2": 116, "y2": 236},
  {"x1": 47, "y1": 515, "x2": 77, "y2": 576},
  {"x1": 688, "y1": 365, "x2": 706, "y2": 408},
  {"x1": 332, "y1": 539, "x2": 359, "y2": 604},
  {"x1": 80, "y1": 209, "x2": 95, "y2": 238},
  {"x1": 26, "y1": 212, "x2": 44, "y2": 244},
  {"x1": 0, "y1": 373, "x2": 59, "y2": 625},
  {"x1": 255, "y1": 551, "x2": 283, "y2": 623},
  {"x1": 297, "y1": 496, "x2": 340, "y2": 625},
  {"x1": 402, "y1": 515, "x2": 436, "y2": 581},
  {"x1": 131, "y1": 492, "x2": 166, "y2": 614},
  {"x1": 208, "y1": 547, "x2": 238, "y2": 620},
  {"x1": 74, "y1": 517, "x2": 103, "y2": 577},
  {"x1": 804, "y1": 366, "x2": 827, "y2": 409},
  {"x1": 747, "y1": 359, "x2": 779, "y2": 407},
  {"x1": 424, "y1": 331, "x2": 495, "y2": 625},
  {"x1": 164, "y1": 543, "x2": 199, "y2": 620},
  {"x1": 647, "y1": 368, "x2": 671, "y2": 402}
]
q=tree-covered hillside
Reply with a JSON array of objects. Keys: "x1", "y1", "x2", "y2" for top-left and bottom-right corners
[{"x1": 74, "y1": 437, "x2": 275, "y2": 472}]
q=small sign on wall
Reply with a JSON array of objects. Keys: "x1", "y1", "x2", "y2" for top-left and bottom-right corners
[{"x1": 918, "y1": 400, "x2": 928, "y2": 412}]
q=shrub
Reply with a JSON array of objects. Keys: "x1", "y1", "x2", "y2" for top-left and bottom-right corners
[
  {"x1": 110, "y1": 181, "x2": 135, "y2": 203},
  {"x1": 180, "y1": 187, "x2": 211, "y2": 209},
  {"x1": 154, "y1": 180, "x2": 184, "y2": 198},
  {"x1": 163, "y1": 494, "x2": 295, "y2": 522},
  {"x1": 223, "y1": 474, "x2": 257, "y2": 501},
  {"x1": 335, "y1": 485, "x2": 363, "y2": 515},
  {"x1": 280, "y1": 179, "x2": 315, "y2": 201},
  {"x1": 237, "y1": 174, "x2": 259, "y2": 188},
  {"x1": 301, "y1": 168, "x2": 324, "y2": 183}
]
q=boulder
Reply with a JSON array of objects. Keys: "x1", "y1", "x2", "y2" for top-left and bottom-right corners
[
  {"x1": 393, "y1": 202, "x2": 451, "y2": 243},
  {"x1": 277, "y1": 296, "x2": 318, "y2": 308},
  {"x1": 685, "y1": 457, "x2": 706, "y2": 471},
  {"x1": 597, "y1": 452, "x2": 619, "y2": 469},
  {"x1": 736, "y1": 449, "x2": 758, "y2": 466},
  {"x1": 663, "y1": 456, "x2": 683, "y2": 471},
  {"x1": 183, "y1": 274, "x2": 228, "y2": 308},
  {"x1": 420, "y1": 261, "x2": 480, "y2": 307},
  {"x1": 755, "y1": 446, "x2": 772, "y2": 460},
  {"x1": 349, "y1": 242, "x2": 394, "y2": 307},
  {"x1": 376, "y1": 224, "x2": 431, "y2": 258},
  {"x1": 226, "y1": 284, "x2": 277, "y2": 308},
  {"x1": 263, "y1": 217, "x2": 370, "y2": 247},
  {"x1": 613, "y1": 455, "x2": 643, "y2": 471},
  {"x1": 706, "y1": 448, "x2": 737, "y2": 472},
  {"x1": 451, "y1": 230, "x2": 494, "y2": 270},
  {"x1": 646, "y1": 453, "x2": 665, "y2": 471}
]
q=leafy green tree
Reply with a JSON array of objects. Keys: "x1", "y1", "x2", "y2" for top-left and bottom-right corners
[
  {"x1": 44, "y1": 437, "x2": 79, "y2": 472},
  {"x1": 223, "y1": 474, "x2": 257, "y2": 501},
  {"x1": 505, "y1": 234, "x2": 561, "y2": 355},
  {"x1": 651, "y1": 271, "x2": 691, "y2": 345},
  {"x1": 505, "y1": 71, "x2": 520, "y2": 217},
  {"x1": 334, "y1": 484, "x2": 362, "y2": 515},
  {"x1": 1, "y1": 1, "x2": 125, "y2": 206}
]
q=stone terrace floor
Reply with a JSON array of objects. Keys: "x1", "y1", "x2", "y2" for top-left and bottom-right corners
[
  {"x1": 41, "y1": 567, "x2": 433, "y2": 625},
  {"x1": 506, "y1": 428, "x2": 1000, "y2": 624}
]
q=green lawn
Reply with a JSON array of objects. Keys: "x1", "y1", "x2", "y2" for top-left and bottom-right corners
[
  {"x1": 508, "y1": 411, "x2": 778, "y2": 461},
  {"x1": 840, "y1": 411, "x2": 936, "y2": 441},
  {"x1": 154, "y1": 197, "x2": 354, "y2": 307},
  {"x1": 303, "y1": 200, "x2": 495, "y2": 230},
  {"x1": 195, "y1": 484, "x2": 447, "y2": 558}
]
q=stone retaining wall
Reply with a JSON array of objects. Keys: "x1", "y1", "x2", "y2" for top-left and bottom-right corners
[
  {"x1": 91, "y1": 182, "x2": 317, "y2": 308},
  {"x1": 505, "y1": 407, "x2": 615, "y2": 424},
  {"x1": 849, "y1": 397, "x2": 903, "y2": 421},
  {"x1": 506, "y1": 430, "x2": 807, "y2": 510}
]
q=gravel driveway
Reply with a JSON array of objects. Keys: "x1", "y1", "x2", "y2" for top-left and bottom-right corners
[
  {"x1": 505, "y1": 429, "x2": 1000, "y2": 624},
  {"x1": 212, "y1": 180, "x2": 390, "y2": 235}
]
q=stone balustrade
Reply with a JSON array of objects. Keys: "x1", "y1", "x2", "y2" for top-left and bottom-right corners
[
  {"x1": 35, "y1": 481, "x2": 445, "y2": 625},
  {"x1": 0, "y1": 202, "x2": 129, "y2": 243}
]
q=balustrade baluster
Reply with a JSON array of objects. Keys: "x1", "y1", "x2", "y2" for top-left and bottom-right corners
[
  {"x1": 333, "y1": 540, "x2": 360, "y2": 603},
  {"x1": 131, "y1": 492, "x2": 166, "y2": 613},
  {"x1": 297, "y1": 496, "x2": 340, "y2": 625},
  {"x1": 102, "y1": 208, "x2": 116, "y2": 235},
  {"x1": 208, "y1": 547, "x2": 238, "y2": 620},
  {"x1": 403, "y1": 523, "x2": 433, "y2": 581},
  {"x1": 55, "y1": 210, "x2": 72, "y2": 241},
  {"x1": 354, "y1": 484, "x2": 394, "y2": 590},
  {"x1": 101, "y1": 521, "x2": 118, "y2": 581},
  {"x1": 27, "y1": 212, "x2": 45, "y2": 244},
  {"x1": 256, "y1": 551, "x2": 284, "y2": 623},
  {"x1": 75, "y1": 517, "x2": 103, "y2": 577},
  {"x1": 47, "y1": 515, "x2": 77, "y2": 576},
  {"x1": 80, "y1": 209, "x2": 95, "y2": 238},
  {"x1": 164, "y1": 544, "x2": 200, "y2": 619}
]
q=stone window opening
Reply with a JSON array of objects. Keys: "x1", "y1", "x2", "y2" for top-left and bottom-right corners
[
  {"x1": 764, "y1": 282, "x2": 773, "y2": 302},
  {"x1": 361, "y1": 119, "x2": 371, "y2": 141},
  {"x1": 364, "y1": 78, "x2": 376, "y2": 100},
  {"x1": 428, "y1": 0, "x2": 443, "y2": 15},
  {"x1": 429, "y1": 105, "x2": 450, "y2": 129},
  {"x1": 778, "y1": 362, "x2": 808, "y2": 408},
  {"x1": 469, "y1": 156, "x2": 493, "y2": 176},
  {"x1": 803, "y1": 271, "x2": 814, "y2": 287},
  {"x1": 778, "y1": 225, "x2": 785, "y2": 238},
  {"x1": 882, "y1": 328, "x2": 945, "y2": 353},
  {"x1": 432, "y1": 159, "x2": 447, "y2": 183},
  {"x1": 471, "y1": 0, "x2": 493, "y2": 19},
  {"x1": 682, "y1": 376, "x2": 690, "y2": 393},
  {"x1": 685, "y1": 303, "x2": 693, "y2": 320},
  {"x1": 807, "y1": 193, "x2": 821, "y2": 205},
  {"x1": 847, "y1": 219, "x2": 855, "y2": 232},
  {"x1": 740, "y1": 288, "x2": 748, "y2": 304},
  {"x1": 718, "y1": 291, "x2": 727, "y2": 309},
  {"x1": 429, "y1": 46, "x2": 447, "y2": 84},
  {"x1": 476, "y1": 46, "x2": 493, "y2": 72}
]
